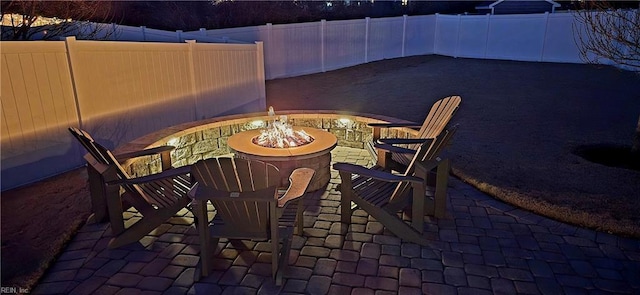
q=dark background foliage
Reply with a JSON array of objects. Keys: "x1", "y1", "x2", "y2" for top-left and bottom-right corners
[
  {"x1": 109, "y1": 1, "x2": 481, "y2": 31},
  {"x1": 4, "y1": 1, "x2": 638, "y2": 32}
]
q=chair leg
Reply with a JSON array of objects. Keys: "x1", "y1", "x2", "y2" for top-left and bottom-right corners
[
  {"x1": 276, "y1": 235, "x2": 291, "y2": 286},
  {"x1": 338, "y1": 171, "x2": 353, "y2": 233},
  {"x1": 193, "y1": 200, "x2": 213, "y2": 278},
  {"x1": 86, "y1": 165, "x2": 108, "y2": 224},
  {"x1": 434, "y1": 159, "x2": 450, "y2": 218},
  {"x1": 411, "y1": 182, "x2": 425, "y2": 233},
  {"x1": 105, "y1": 185, "x2": 125, "y2": 236},
  {"x1": 295, "y1": 200, "x2": 304, "y2": 236},
  {"x1": 340, "y1": 200, "x2": 352, "y2": 233},
  {"x1": 270, "y1": 203, "x2": 280, "y2": 284}
]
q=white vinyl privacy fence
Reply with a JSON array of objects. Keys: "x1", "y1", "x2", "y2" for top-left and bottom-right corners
[
  {"x1": 194, "y1": 15, "x2": 438, "y2": 79},
  {"x1": 1, "y1": 38, "x2": 265, "y2": 190},
  {"x1": 193, "y1": 12, "x2": 587, "y2": 79}
]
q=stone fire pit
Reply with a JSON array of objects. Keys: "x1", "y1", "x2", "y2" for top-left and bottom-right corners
[{"x1": 228, "y1": 126, "x2": 337, "y2": 191}]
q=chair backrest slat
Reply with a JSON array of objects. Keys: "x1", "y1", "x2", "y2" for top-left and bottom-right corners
[
  {"x1": 218, "y1": 157, "x2": 240, "y2": 191},
  {"x1": 235, "y1": 160, "x2": 255, "y2": 191},
  {"x1": 249, "y1": 160, "x2": 280, "y2": 190}
]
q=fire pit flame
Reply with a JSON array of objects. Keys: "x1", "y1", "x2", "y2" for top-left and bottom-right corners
[{"x1": 252, "y1": 107, "x2": 314, "y2": 148}]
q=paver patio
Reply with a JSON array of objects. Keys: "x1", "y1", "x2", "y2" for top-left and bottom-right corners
[{"x1": 31, "y1": 147, "x2": 640, "y2": 295}]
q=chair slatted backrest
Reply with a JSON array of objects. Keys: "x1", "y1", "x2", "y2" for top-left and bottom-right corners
[
  {"x1": 409, "y1": 95, "x2": 461, "y2": 150},
  {"x1": 69, "y1": 127, "x2": 110, "y2": 165},
  {"x1": 193, "y1": 157, "x2": 280, "y2": 191},
  {"x1": 388, "y1": 125, "x2": 458, "y2": 203},
  {"x1": 192, "y1": 158, "x2": 281, "y2": 232},
  {"x1": 69, "y1": 127, "x2": 171, "y2": 208}
]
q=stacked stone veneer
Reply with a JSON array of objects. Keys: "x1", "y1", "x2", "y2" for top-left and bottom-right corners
[{"x1": 124, "y1": 113, "x2": 417, "y2": 178}]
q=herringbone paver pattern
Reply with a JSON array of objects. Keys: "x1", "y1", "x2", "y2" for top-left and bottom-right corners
[{"x1": 33, "y1": 147, "x2": 640, "y2": 294}]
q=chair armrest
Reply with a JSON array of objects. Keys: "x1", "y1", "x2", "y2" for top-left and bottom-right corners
[
  {"x1": 114, "y1": 145, "x2": 175, "y2": 162},
  {"x1": 373, "y1": 143, "x2": 416, "y2": 155},
  {"x1": 376, "y1": 138, "x2": 432, "y2": 145},
  {"x1": 278, "y1": 168, "x2": 315, "y2": 208},
  {"x1": 108, "y1": 165, "x2": 190, "y2": 185},
  {"x1": 333, "y1": 163, "x2": 422, "y2": 183},
  {"x1": 367, "y1": 122, "x2": 421, "y2": 129}
]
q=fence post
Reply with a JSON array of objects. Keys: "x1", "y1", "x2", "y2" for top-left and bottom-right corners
[
  {"x1": 321, "y1": 19, "x2": 326, "y2": 72},
  {"x1": 255, "y1": 41, "x2": 267, "y2": 110},
  {"x1": 140, "y1": 26, "x2": 146, "y2": 41},
  {"x1": 185, "y1": 40, "x2": 199, "y2": 120},
  {"x1": 455, "y1": 14, "x2": 462, "y2": 58},
  {"x1": 434, "y1": 13, "x2": 439, "y2": 54},
  {"x1": 540, "y1": 11, "x2": 550, "y2": 62},
  {"x1": 177, "y1": 30, "x2": 183, "y2": 43},
  {"x1": 402, "y1": 15, "x2": 407, "y2": 57},
  {"x1": 111, "y1": 23, "x2": 117, "y2": 40},
  {"x1": 484, "y1": 13, "x2": 491, "y2": 58},
  {"x1": 266, "y1": 23, "x2": 273, "y2": 79},
  {"x1": 365, "y1": 17, "x2": 370, "y2": 63},
  {"x1": 64, "y1": 36, "x2": 83, "y2": 129}
]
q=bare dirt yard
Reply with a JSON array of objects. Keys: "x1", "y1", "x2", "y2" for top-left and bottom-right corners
[{"x1": 2, "y1": 54, "x2": 640, "y2": 289}]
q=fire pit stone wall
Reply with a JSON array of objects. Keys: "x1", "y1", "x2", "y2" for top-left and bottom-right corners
[{"x1": 120, "y1": 112, "x2": 417, "y2": 178}]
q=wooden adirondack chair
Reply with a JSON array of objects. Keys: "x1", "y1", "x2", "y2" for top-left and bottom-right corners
[
  {"x1": 368, "y1": 95, "x2": 461, "y2": 172},
  {"x1": 333, "y1": 127, "x2": 456, "y2": 245},
  {"x1": 69, "y1": 127, "x2": 192, "y2": 249},
  {"x1": 189, "y1": 157, "x2": 314, "y2": 285}
]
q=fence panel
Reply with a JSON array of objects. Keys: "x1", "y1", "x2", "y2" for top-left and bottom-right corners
[
  {"x1": 190, "y1": 26, "x2": 267, "y2": 43},
  {"x1": 368, "y1": 16, "x2": 405, "y2": 62},
  {"x1": 115, "y1": 25, "x2": 148, "y2": 41},
  {"x1": 324, "y1": 19, "x2": 367, "y2": 72},
  {"x1": 542, "y1": 13, "x2": 582, "y2": 63},
  {"x1": 486, "y1": 14, "x2": 547, "y2": 61},
  {"x1": 404, "y1": 15, "x2": 436, "y2": 57},
  {"x1": 142, "y1": 27, "x2": 185, "y2": 42},
  {"x1": 457, "y1": 14, "x2": 491, "y2": 58},
  {"x1": 434, "y1": 14, "x2": 460, "y2": 56},
  {"x1": 1, "y1": 42, "x2": 82, "y2": 189},
  {"x1": 66, "y1": 39, "x2": 198, "y2": 148},
  {"x1": 192, "y1": 42, "x2": 265, "y2": 119},
  {"x1": 268, "y1": 22, "x2": 322, "y2": 79}
]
